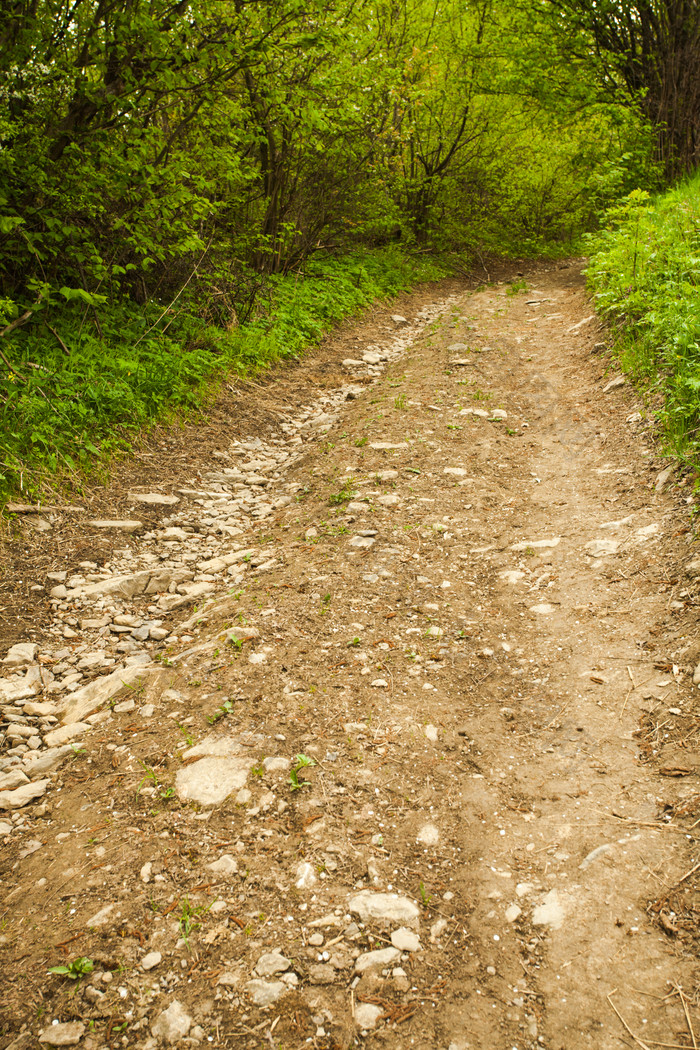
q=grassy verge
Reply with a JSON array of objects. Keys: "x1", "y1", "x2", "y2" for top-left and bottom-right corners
[
  {"x1": 0, "y1": 248, "x2": 450, "y2": 503},
  {"x1": 586, "y1": 173, "x2": 700, "y2": 464}
]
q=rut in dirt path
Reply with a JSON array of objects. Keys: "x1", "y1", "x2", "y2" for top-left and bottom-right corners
[{"x1": 1, "y1": 260, "x2": 700, "y2": 1050}]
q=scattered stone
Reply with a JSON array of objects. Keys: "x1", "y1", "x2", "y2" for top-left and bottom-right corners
[
  {"x1": 391, "y1": 928, "x2": 421, "y2": 952},
  {"x1": 151, "y1": 999, "x2": 193, "y2": 1043},
  {"x1": 87, "y1": 520, "x2": 143, "y2": 532},
  {"x1": 348, "y1": 891, "x2": 420, "y2": 927},
  {"x1": 584, "y1": 539, "x2": 620, "y2": 557},
  {"x1": 444, "y1": 467, "x2": 467, "y2": 476},
  {"x1": 417, "y1": 822, "x2": 439, "y2": 846},
  {"x1": 130, "y1": 492, "x2": 180, "y2": 505},
  {"x1": 60, "y1": 664, "x2": 152, "y2": 725},
  {"x1": 532, "y1": 889, "x2": 565, "y2": 929},
  {"x1": 141, "y1": 951, "x2": 162, "y2": 971},
  {"x1": 355, "y1": 947, "x2": 400, "y2": 973},
  {"x1": 87, "y1": 903, "x2": 118, "y2": 927},
  {"x1": 295, "y1": 861, "x2": 317, "y2": 889},
  {"x1": 354, "y1": 1003, "x2": 383, "y2": 1030},
  {"x1": 530, "y1": 603, "x2": 556, "y2": 615},
  {"x1": 510, "y1": 537, "x2": 560, "y2": 551},
  {"x1": 655, "y1": 466, "x2": 674, "y2": 493},
  {"x1": 505, "y1": 904, "x2": 522, "y2": 922},
  {"x1": 255, "y1": 950, "x2": 291, "y2": 977},
  {"x1": 423, "y1": 725, "x2": 439, "y2": 743},
  {"x1": 43, "y1": 722, "x2": 91, "y2": 748},
  {"x1": 38, "y1": 1022, "x2": 85, "y2": 1046},
  {"x1": 246, "y1": 980, "x2": 287, "y2": 1007},
  {"x1": 207, "y1": 854, "x2": 238, "y2": 876},
  {"x1": 603, "y1": 375, "x2": 625, "y2": 392},
  {"x1": 0, "y1": 778, "x2": 49, "y2": 810},
  {"x1": 2, "y1": 642, "x2": 38, "y2": 668}
]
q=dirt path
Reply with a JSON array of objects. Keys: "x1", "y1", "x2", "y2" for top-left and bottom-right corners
[{"x1": 2, "y1": 262, "x2": 700, "y2": 1050}]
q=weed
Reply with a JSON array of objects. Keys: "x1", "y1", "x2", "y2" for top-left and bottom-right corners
[
  {"x1": 49, "y1": 957, "x2": 94, "y2": 980},
  {"x1": 506, "y1": 278, "x2": 528, "y2": 295},
  {"x1": 208, "y1": 698, "x2": 234, "y2": 723},
  {"x1": 354, "y1": 436, "x2": 368, "y2": 447},
  {"x1": 177, "y1": 897, "x2": 210, "y2": 946},
  {"x1": 328, "y1": 478, "x2": 357, "y2": 506},
  {"x1": 322, "y1": 593, "x2": 331, "y2": 604},
  {"x1": 289, "y1": 753, "x2": 316, "y2": 792},
  {"x1": 394, "y1": 393, "x2": 407, "y2": 409},
  {"x1": 348, "y1": 636, "x2": 361, "y2": 647},
  {"x1": 418, "y1": 882, "x2": 433, "y2": 908},
  {"x1": 177, "y1": 724, "x2": 195, "y2": 747},
  {"x1": 251, "y1": 761, "x2": 265, "y2": 777}
]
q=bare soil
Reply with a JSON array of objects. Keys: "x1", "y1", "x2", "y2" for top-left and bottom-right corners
[{"x1": 2, "y1": 260, "x2": 700, "y2": 1050}]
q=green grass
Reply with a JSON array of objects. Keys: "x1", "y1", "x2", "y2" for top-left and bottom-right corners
[
  {"x1": 586, "y1": 173, "x2": 700, "y2": 463},
  {"x1": 0, "y1": 247, "x2": 449, "y2": 503}
]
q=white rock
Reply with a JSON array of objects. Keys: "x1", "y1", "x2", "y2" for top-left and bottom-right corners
[
  {"x1": 176, "y1": 756, "x2": 250, "y2": 807},
  {"x1": 246, "y1": 980, "x2": 287, "y2": 1007},
  {"x1": 391, "y1": 928, "x2": 421, "y2": 952},
  {"x1": 348, "y1": 891, "x2": 420, "y2": 927},
  {"x1": 603, "y1": 375, "x2": 625, "y2": 392},
  {"x1": 377, "y1": 494, "x2": 400, "y2": 506},
  {"x1": 584, "y1": 538, "x2": 620, "y2": 557},
  {"x1": 39, "y1": 1022, "x2": 85, "y2": 1046},
  {"x1": 355, "y1": 947, "x2": 400, "y2": 973},
  {"x1": 142, "y1": 951, "x2": 162, "y2": 971},
  {"x1": 444, "y1": 467, "x2": 467, "y2": 476},
  {"x1": 207, "y1": 854, "x2": 238, "y2": 876},
  {"x1": 130, "y1": 492, "x2": 180, "y2": 505},
  {"x1": 354, "y1": 1003, "x2": 383, "y2": 1030},
  {"x1": 423, "y1": 725, "x2": 439, "y2": 743},
  {"x1": 88, "y1": 520, "x2": 142, "y2": 532},
  {"x1": 370, "y1": 678, "x2": 388, "y2": 688},
  {"x1": 0, "y1": 769, "x2": 30, "y2": 791},
  {"x1": 255, "y1": 950, "x2": 291, "y2": 977},
  {"x1": 530, "y1": 603, "x2": 556, "y2": 615},
  {"x1": 151, "y1": 999, "x2": 192, "y2": 1043},
  {"x1": 60, "y1": 664, "x2": 152, "y2": 725},
  {"x1": 510, "y1": 537, "x2": 560, "y2": 551},
  {"x1": 140, "y1": 862, "x2": 153, "y2": 883},
  {"x1": 248, "y1": 652, "x2": 267, "y2": 665},
  {"x1": 43, "y1": 722, "x2": 91, "y2": 748},
  {"x1": 2, "y1": 642, "x2": 38, "y2": 668},
  {"x1": 532, "y1": 889, "x2": 565, "y2": 929},
  {"x1": 0, "y1": 778, "x2": 49, "y2": 810},
  {"x1": 20, "y1": 745, "x2": 74, "y2": 775},
  {"x1": 349, "y1": 536, "x2": 375, "y2": 548},
  {"x1": 263, "y1": 756, "x2": 289, "y2": 772},
  {"x1": 87, "y1": 903, "x2": 118, "y2": 927},
  {"x1": 505, "y1": 904, "x2": 522, "y2": 922},
  {"x1": 417, "y1": 822, "x2": 439, "y2": 846},
  {"x1": 295, "y1": 861, "x2": 317, "y2": 889}
]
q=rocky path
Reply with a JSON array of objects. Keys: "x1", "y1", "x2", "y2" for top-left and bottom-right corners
[{"x1": 2, "y1": 262, "x2": 700, "y2": 1050}]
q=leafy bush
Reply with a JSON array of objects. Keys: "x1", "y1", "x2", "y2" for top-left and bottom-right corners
[
  {"x1": 0, "y1": 248, "x2": 448, "y2": 502},
  {"x1": 587, "y1": 172, "x2": 700, "y2": 462}
]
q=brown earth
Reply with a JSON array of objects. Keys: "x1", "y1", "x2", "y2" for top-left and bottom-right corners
[{"x1": 2, "y1": 260, "x2": 700, "y2": 1050}]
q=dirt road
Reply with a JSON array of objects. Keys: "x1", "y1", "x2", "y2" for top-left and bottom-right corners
[{"x1": 2, "y1": 261, "x2": 700, "y2": 1050}]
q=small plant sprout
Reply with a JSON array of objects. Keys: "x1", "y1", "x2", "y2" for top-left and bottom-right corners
[
  {"x1": 178, "y1": 897, "x2": 209, "y2": 946},
  {"x1": 289, "y1": 753, "x2": 316, "y2": 791},
  {"x1": 348, "y1": 636, "x2": 361, "y2": 647},
  {"x1": 418, "y1": 881, "x2": 433, "y2": 908},
  {"x1": 208, "y1": 698, "x2": 234, "y2": 724},
  {"x1": 49, "y1": 957, "x2": 94, "y2": 980}
]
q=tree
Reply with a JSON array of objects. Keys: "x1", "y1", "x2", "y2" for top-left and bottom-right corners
[{"x1": 544, "y1": 1, "x2": 700, "y2": 178}]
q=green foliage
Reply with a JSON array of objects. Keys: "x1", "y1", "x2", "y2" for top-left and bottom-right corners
[
  {"x1": 0, "y1": 247, "x2": 447, "y2": 502},
  {"x1": 587, "y1": 172, "x2": 700, "y2": 463},
  {"x1": 289, "y1": 753, "x2": 316, "y2": 792},
  {"x1": 0, "y1": 0, "x2": 667, "y2": 499},
  {"x1": 49, "y1": 957, "x2": 94, "y2": 980}
]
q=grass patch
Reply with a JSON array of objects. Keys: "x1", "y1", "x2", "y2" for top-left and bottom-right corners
[
  {"x1": 0, "y1": 247, "x2": 449, "y2": 503},
  {"x1": 586, "y1": 174, "x2": 700, "y2": 463}
]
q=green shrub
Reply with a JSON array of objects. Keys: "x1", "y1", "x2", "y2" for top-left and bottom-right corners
[{"x1": 587, "y1": 173, "x2": 700, "y2": 462}]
